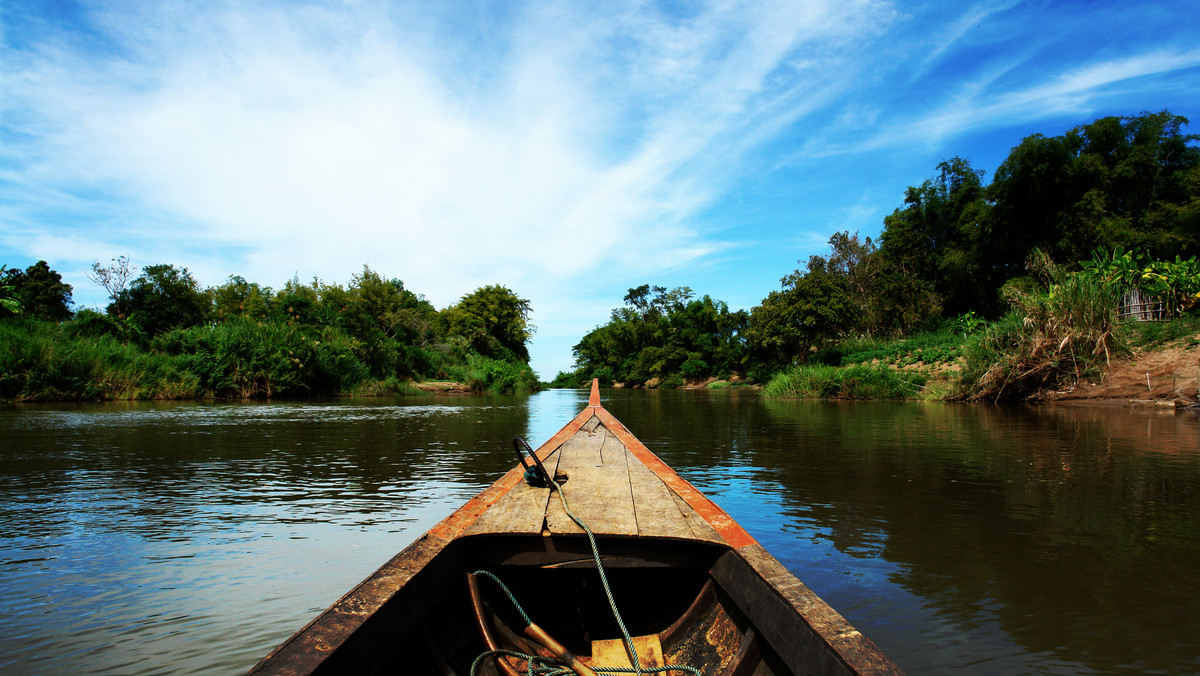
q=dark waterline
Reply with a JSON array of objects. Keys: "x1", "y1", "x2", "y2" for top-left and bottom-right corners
[{"x1": 1, "y1": 390, "x2": 1198, "y2": 674}]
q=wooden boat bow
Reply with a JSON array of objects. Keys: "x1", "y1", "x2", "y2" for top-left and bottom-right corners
[{"x1": 249, "y1": 379, "x2": 902, "y2": 675}]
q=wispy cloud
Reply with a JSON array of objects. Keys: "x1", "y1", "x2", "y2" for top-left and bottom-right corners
[{"x1": 3, "y1": 2, "x2": 885, "y2": 289}]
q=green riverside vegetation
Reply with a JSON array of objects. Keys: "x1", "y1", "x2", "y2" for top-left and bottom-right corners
[
  {"x1": 1, "y1": 263, "x2": 539, "y2": 401},
  {"x1": 553, "y1": 111, "x2": 1200, "y2": 400},
  {"x1": 5, "y1": 111, "x2": 1200, "y2": 402}
]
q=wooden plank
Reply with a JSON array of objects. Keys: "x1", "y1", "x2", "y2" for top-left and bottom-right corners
[
  {"x1": 582, "y1": 414, "x2": 602, "y2": 434},
  {"x1": 667, "y1": 492, "x2": 725, "y2": 544},
  {"x1": 625, "y1": 447, "x2": 699, "y2": 540},
  {"x1": 595, "y1": 408, "x2": 753, "y2": 549},
  {"x1": 465, "y1": 449, "x2": 562, "y2": 535},
  {"x1": 598, "y1": 425, "x2": 626, "y2": 465},
  {"x1": 590, "y1": 635, "x2": 665, "y2": 670},
  {"x1": 428, "y1": 405, "x2": 592, "y2": 541},
  {"x1": 594, "y1": 407, "x2": 757, "y2": 549},
  {"x1": 545, "y1": 426, "x2": 637, "y2": 536}
]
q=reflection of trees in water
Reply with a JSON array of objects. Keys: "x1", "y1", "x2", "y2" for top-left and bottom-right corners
[
  {"x1": 7, "y1": 392, "x2": 1199, "y2": 671},
  {"x1": 0, "y1": 399, "x2": 542, "y2": 541},
  {"x1": 593, "y1": 392, "x2": 1200, "y2": 671},
  {"x1": 749, "y1": 399, "x2": 1200, "y2": 672}
]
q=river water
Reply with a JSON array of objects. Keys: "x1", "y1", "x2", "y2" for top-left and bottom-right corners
[{"x1": 1, "y1": 389, "x2": 1198, "y2": 675}]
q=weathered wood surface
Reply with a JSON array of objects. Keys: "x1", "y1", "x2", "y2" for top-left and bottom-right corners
[
  {"x1": 464, "y1": 445, "x2": 563, "y2": 536},
  {"x1": 710, "y1": 548, "x2": 904, "y2": 676},
  {"x1": 545, "y1": 419, "x2": 638, "y2": 536},
  {"x1": 465, "y1": 413, "x2": 726, "y2": 541}
]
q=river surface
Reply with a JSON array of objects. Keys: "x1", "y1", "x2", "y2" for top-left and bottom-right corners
[{"x1": 1, "y1": 389, "x2": 1198, "y2": 675}]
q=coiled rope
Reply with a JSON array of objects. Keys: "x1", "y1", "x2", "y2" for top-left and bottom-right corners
[{"x1": 471, "y1": 438, "x2": 700, "y2": 676}]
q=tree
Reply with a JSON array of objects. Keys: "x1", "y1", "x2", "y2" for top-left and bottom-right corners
[
  {"x1": 805, "y1": 231, "x2": 886, "y2": 334},
  {"x1": 989, "y1": 111, "x2": 1200, "y2": 266},
  {"x1": 748, "y1": 264, "x2": 855, "y2": 368},
  {"x1": 1, "y1": 260, "x2": 73, "y2": 321},
  {"x1": 878, "y1": 157, "x2": 992, "y2": 318},
  {"x1": 116, "y1": 264, "x2": 210, "y2": 336},
  {"x1": 340, "y1": 266, "x2": 436, "y2": 345},
  {"x1": 272, "y1": 275, "x2": 324, "y2": 326},
  {"x1": 441, "y1": 285, "x2": 534, "y2": 362},
  {"x1": 568, "y1": 285, "x2": 747, "y2": 385},
  {"x1": 211, "y1": 275, "x2": 271, "y2": 320},
  {"x1": 86, "y1": 256, "x2": 136, "y2": 318}
]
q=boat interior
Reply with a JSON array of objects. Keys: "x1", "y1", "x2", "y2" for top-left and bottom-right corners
[{"x1": 313, "y1": 533, "x2": 797, "y2": 675}]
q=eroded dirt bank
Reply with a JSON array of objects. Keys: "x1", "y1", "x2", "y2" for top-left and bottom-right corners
[{"x1": 1043, "y1": 338, "x2": 1200, "y2": 406}]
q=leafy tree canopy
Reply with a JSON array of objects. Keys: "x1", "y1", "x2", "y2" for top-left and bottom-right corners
[
  {"x1": 565, "y1": 285, "x2": 748, "y2": 386},
  {"x1": 441, "y1": 284, "x2": 534, "y2": 362},
  {"x1": 1, "y1": 260, "x2": 73, "y2": 321},
  {"x1": 115, "y1": 264, "x2": 210, "y2": 336},
  {"x1": 212, "y1": 275, "x2": 272, "y2": 321}
]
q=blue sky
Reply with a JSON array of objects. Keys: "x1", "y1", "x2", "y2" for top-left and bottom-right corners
[{"x1": 3, "y1": 0, "x2": 1199, "y2": 379}]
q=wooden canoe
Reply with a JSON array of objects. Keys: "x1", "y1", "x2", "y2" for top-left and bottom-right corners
[{"x1": 249, "y1": 380, "x2": 902, "y2": 675}]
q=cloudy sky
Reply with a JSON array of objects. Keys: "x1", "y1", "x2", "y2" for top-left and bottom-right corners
[{"x1": 3, "y1": 0, "x2": 1198, "y2": 378}]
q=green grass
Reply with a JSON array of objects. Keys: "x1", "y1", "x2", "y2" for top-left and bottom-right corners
[
  {"x1": 1126, "y1": 315, "x2": 1200, "y2": 348},
  {"x1": 959, "y1": 266, "x2": 1127, "y2": 401},
  {"x1": 441, "y1": 353, "x2": 542, "y2": 394},
  {"x1": 0, "y1": 318, "x2": 198, "y2": 401},
  {"x1": 1, "y1": 316, "x2": 540, "y2": 401},
  {"x1": 762, "y1": 363, "x2": 927, "y2": 399},
  {"x1": 828, "y1": 329, "x2": 964, "y2": 368}
]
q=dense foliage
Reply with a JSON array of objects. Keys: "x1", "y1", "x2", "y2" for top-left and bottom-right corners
[
  {"x1": 553, "y1": 285, "x2": 749, "y2": 388},
  {"x1": 6, "y1": 111, "x2": 1198, "y2": 401},
  {"x1": 555, "y1": 111, "x2": 1199, "y2": 395},
  {"x1": 0, "y1": 263, "x2": 539, "y2": 401},
  {"x1": 0, "y1": 261, "x2": 74, "y2": 321}
]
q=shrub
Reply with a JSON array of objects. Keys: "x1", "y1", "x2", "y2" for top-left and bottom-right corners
[
  {"x1": 0, "y1": 318, "x2": 196, "y2": 401},
  {"x1": 443, "y1": 353, "x2": 541, "y2": 394},
  {"x1": 153, "y1": 319, "x2": 370, "y2": 397},
  {"x1": 763, "y1": 363, "x2": 925, "y2": 399},
  {"x1": 959, "y1": 252, "x2": 1127, "y2": 401}
]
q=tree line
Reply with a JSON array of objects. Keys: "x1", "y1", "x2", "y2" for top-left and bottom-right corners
[
  {"x1": 556, "y1": 110, "x2": 1200, "y2": 388},
  {"x1": 1, "y1": 260, "x2": 539, "y2": 400}
]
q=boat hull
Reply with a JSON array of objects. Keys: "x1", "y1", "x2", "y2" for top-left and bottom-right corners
[{"x1": 249, "y1": 382, "x2": 901, "y2": 675}]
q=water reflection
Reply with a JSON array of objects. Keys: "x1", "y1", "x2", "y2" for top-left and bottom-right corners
[
  {"x1": 603, "y1": 392, "x2": 1200, "y2": 674},
  {"x1": 1, "y1": 391, "x2": 1198, "y2": 674},
  {"x1": 0, "y1": 393, "x2": 573, "y2": 675}
]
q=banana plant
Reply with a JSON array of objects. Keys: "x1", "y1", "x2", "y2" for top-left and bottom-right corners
[
  {"x1": 0, "y1": 265, "x2": 22, "y2": 314},
  {"x1": 1080, "y1": 246, "x2": 1143, "y2": 288}
]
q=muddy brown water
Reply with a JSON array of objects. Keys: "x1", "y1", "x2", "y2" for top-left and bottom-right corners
[{"x1": 1, "y1": 389, "x2": 1197, "y2": 674}]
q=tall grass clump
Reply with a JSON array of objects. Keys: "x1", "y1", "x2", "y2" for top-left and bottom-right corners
[
  {"x1": 959, "y1": 251, "x2": 1128, "y2": 401},
  {"x1": 0, "y1": 318, "x2": 197, "y2": 401},
  {"x1": 352, "y1": 376, "x2": 421, "y2": 396},
  {"x1": 763, "y1": 363, "x2": 926, "y2": 399},
  {"x1": 443, "y1": 352, "x2": 541, "y2": 394},
  {"x1": 153, "y1": 318, "x2": 370, "y2": 398}
]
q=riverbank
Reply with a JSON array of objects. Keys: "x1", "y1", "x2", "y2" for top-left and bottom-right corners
[
  {"x1": 0, "y1": 317, "x2": 541, "y2": 402},
  {"x1": 756, "y1": 317, "x2": 1200, "y2": 405},
  {"x1": 1040, "y1": 338, "x2": 1200, "y2": 406}
]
